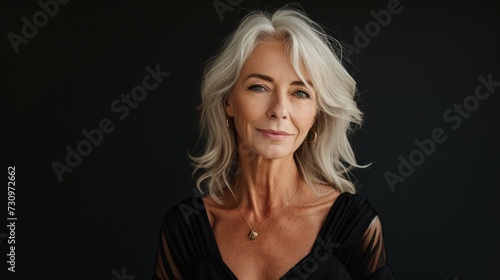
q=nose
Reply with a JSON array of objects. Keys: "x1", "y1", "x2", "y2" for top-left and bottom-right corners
[{"x1": 267, "y1": 90, "x2": 289, "y2": 120}]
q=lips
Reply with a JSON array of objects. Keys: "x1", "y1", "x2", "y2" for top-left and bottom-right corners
[{"x1": 257, "y1": 129, "x2": 292, "y2": 140}]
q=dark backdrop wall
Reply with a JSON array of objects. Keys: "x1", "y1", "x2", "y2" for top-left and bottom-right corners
[{"x1": 1, "y1": 0, "x2": 499, "y2": 279}]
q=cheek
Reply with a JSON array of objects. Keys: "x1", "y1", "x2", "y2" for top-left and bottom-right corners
[
  {"x1": 233, "y1": 97, "x2": 267, "y2": 121},
  {"x1": 231, "y1": 101, "x2": 257, "y2": 138},
  {"x1": 296, "y1": 106, "x2": 317, "y2": 130}
]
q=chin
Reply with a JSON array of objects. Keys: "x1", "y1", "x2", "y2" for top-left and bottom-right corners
[{"x1": 255, "y1": 146, "x2": 293, "y2": 160}]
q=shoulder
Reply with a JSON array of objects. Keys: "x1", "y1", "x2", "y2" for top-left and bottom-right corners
[
  {"x1": 321, "y1": 192, "x2": 381, "y2": 237},
  {"x1": 161, "y1": 196, "x2": 207, "y2": 229},
  {"x1": 157, "y1": 196, "x2": 213, "y2": 276},
  {"x1": 331, "y1": 193, "x2": 394, "y2": 278},
  {"x1": 336, "y1": 192, "x2": 380, "y2": 216}
]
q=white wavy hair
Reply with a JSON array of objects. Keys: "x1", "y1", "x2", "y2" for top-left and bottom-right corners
[{"x1": 189, "y1": 4, "x2": 368, "y2": 203}]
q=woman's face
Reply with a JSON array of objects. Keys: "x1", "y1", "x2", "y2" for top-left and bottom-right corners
[{"x1": 226, "y1": 39, "x2": 317, "y2": 160}]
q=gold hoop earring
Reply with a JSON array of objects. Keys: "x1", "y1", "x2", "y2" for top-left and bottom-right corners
[
  {"x1": 307, "y1": 130, "x2": 317, "y2": 144},
  {"x1": 226, "y1": 116, "x2": 232, "y2": 128}
]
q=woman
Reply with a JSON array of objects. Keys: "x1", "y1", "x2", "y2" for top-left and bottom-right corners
[{"x1": 153, "y1": 4, "x2": 395, "y2": 280}]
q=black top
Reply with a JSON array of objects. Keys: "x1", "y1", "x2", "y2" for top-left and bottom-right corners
[{"x1": 153, "y1": 192, "x2": 395, "y2": 279}]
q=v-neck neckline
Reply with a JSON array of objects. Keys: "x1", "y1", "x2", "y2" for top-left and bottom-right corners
[{"x1": 197, "y1": 192, "x2": 349, "y2": 279}]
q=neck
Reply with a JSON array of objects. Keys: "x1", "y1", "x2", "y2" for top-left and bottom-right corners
[{"x1": 230, "y1": 155, "x2": 303, "y2": 219}]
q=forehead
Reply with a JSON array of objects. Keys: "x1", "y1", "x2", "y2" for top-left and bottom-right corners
[
  {"x1": 249, "y1": 39, "x2": 287, "y2": 59},
  {"x1": 240, "y1": 39, "x2": 312, "y2": 82}
]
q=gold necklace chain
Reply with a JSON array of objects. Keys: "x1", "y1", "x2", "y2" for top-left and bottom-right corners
[{"x1": 229, "y1": 184, "x2": 303, "y2": 240}]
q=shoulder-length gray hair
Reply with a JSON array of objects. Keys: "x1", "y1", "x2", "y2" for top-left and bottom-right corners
[{"x1": 189, "y1": 4, "x2": 368, "y2": 203}]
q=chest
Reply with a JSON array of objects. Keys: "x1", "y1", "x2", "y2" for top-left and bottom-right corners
[{"x1": 210, "y1": 208, "x2": 327, "y2": 279}]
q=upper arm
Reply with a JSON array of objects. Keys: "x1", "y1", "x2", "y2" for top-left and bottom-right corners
[
  {"x1": 153, "y1": 218, "x2": 183, "y2": 280},
  {"x1": 359, "y1": 215, "x2": 388, "y2": 277}
]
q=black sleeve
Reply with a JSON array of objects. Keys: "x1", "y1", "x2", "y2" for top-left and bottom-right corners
[
  {"x1": 331, "y1": 193, "x2": 396, "y2": 280},
  {"x1": 152, "y1": 197, "x2": 213, "y2": 280},
  {"x1": 357, "y1": 215, "x2": 395, "y2": 279},
  {"x1": 153, "y1": 210, "x2": 183, "y2": 280}
]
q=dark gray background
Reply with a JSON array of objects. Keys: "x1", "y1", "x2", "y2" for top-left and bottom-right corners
[{"x1": 1, "y1": 0, "x2": 499, "y2": 279}]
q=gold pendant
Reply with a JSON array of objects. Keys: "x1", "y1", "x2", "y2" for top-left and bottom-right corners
[{"x1": 248, "y1": 230, "x2": 258, "y2": 240}]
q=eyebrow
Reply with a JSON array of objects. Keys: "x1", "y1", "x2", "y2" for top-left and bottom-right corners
[{"x1": 244, "y1": 73, "x2": 314, "y2": 88}]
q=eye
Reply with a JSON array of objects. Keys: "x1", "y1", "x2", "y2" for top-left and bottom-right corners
[
  {"x1": 248, "y1": 84, "x2": 267, "y2": 92},
  {"x1": 294, "y1": 90, "x2": 311, "y2": 99}
]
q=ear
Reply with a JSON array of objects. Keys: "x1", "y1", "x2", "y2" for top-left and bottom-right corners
[
  {"x1": 311, "y1": 111, "x2": 318, "y2": 128},
  {"x1": 225, "y1": 97, "x2": 233, "y2": 117}
]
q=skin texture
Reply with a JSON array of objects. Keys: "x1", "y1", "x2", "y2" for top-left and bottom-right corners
[{"x1": 201, "y1": 39, "x2": 342, "y2": 279}]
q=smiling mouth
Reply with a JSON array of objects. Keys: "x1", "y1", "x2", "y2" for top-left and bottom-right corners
[{"x1": 257, "y1": 129, "x2": 292, "y2": 140}]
